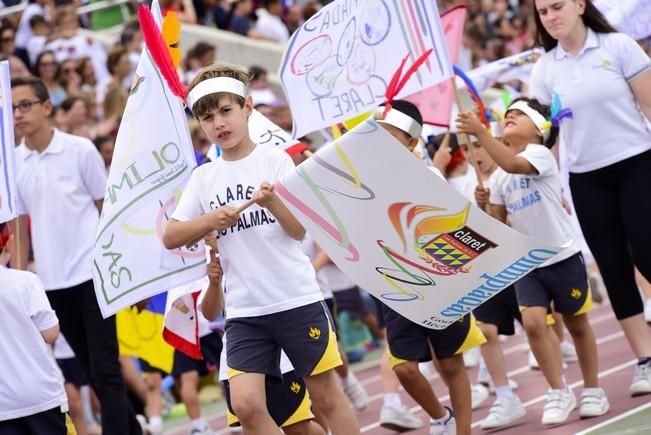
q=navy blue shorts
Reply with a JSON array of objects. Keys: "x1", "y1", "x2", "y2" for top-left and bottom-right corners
[
  {"x1": 172, "y1": 331, "x2": 222, "y2": 376},
  {"x1": 140, "y1": 358, "x2": 168, "y2": 376},
  {"x1": 333, "y1": 286, "x2": 369, "y2": 319},
  {"x1": 56, "y1": 357, "x2": 88, "y2": 387},
  {"x1": 373, "y1": 296, "x2": 386, "y2": 329},
  {"x1": 515, "y1": 252, "x2": 592, "y2": 316},
  {"x1": 0, "y1": 405, "x2": 71, "y2": 434},
  {"x1": 473, "y1": 286, "x2": 521, "y2": 336},
  {"x1": 225, "y1": 301, "x2": 342, "y2": 380},
  {"x1": 223, "y1": 370, "x2": 313, "y2": 427},
  {"x1": 383, "y1": 305, "x2": 485, "y2": 366}
]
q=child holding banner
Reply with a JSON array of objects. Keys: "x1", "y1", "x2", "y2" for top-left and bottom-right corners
[
  {"x1": 375, "y1": 100, "x2": 486, "y2": 435},
  {"x1": 457, "y1": 97, "x2": 610, "y2": 425},
  {"x1": 162, "y1": 65, "x2": 359, "y2": 434},
  {"x1": 201, "y1": 243, "x2": 325, "y2": 435},
  {"x1": 456, "y1": 133, "x2": 527, "y2": 429}
]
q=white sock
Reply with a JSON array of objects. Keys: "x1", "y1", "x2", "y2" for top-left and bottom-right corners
[
  {"x1": 494, "y1": 385, "x2": 515, "y2": 400},
  {"x1": 583, "y1": 387, "x2": 603, "y2": 395},
  {"x1": 341, "y1": 373, "x2": 351, "y2": 387},
  {"x1": 383, "y1": 392, "x2": 402, "y2": 409},
  {"x1": 191, "y1": 418, "x2": 207, "y2": 430},
  {"x1": 431, "y1": 408, "x2": 450, "y2": 424},
  {"x1": 149, "y1": 415, "x2": 162, "y2": 427}
]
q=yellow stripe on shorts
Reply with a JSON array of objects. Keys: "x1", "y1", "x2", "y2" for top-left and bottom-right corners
[
  {"x1": 310, "y1": 321, "x2": 343, "y2": 376},
  {"x1": 282, "y1": 387, "x2": 315, "y2": 427},
  {"x1": 455, "y1": 315, "x2": 487, "y2": 355}
]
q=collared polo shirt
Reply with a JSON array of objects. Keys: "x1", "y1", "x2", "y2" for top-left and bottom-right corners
[
  {"x1": 530, "y1": 29, "x2": 651, "y2": 173},
  {"x1": 16, "y1": 129, "x2": 107, "y2": 290}
]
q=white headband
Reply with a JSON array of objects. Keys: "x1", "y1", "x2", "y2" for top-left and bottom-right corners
[
  {"x1": 376, "y1": 108, "x2": 423, "y2": 139},
  {"x1": 188, "y1": 77, "x2": 247, "y2": 110},
  {"x1": 506, "y1": 101, "x2": 550, "y2": 141}
]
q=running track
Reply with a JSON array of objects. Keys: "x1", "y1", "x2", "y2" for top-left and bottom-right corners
[{"x1": 169, "y1": 300, "x2": 650, "y2": 434}]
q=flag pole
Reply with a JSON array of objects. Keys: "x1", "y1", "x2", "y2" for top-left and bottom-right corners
[{"x1": 451, "y1": 78, "x2": 484, "y2": 190}]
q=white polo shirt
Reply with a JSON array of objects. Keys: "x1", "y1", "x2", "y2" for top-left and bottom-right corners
[
  {"x1": 530, "y1": 29, "x2": 651, "y2": 173},
  {"x1": 0, "y1": 266, "x2": 67, "y2": 421},
  {"x1": 16, "y1": 129, "x2": 107, "y2": 290}
]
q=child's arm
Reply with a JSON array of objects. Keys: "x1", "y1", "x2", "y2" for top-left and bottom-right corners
[
  {"x1": 313, "y1": 245, "x2": 332, "y2": 272},
  {"x1": 163, "y1": 206, "x2": 239, "y2": 250},
  {"x1": 254, "y1": 182, "x2": 306, "y2": 240},
  {"x1": 201, "y1": 246, "x2": 224, "y2": 321},
  {"x1": 456, "y1": 111, "x2": 537, "y2": 175},
  {"x1": 488, "y1": 203, "x2": 507, "y2": 223}
]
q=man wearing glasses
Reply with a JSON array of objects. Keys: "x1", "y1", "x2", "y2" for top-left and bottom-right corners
[{"x1": 10, "y1": 76, "x2": 142, "y2": 435}]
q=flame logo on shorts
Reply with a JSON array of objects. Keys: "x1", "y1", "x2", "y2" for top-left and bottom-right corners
[
  {"x1": 290, "y1": 381, "x2": 301, "y2": 394},
  {"x1": 309, "y1": 327, "x2": 321, "y2": 340}
]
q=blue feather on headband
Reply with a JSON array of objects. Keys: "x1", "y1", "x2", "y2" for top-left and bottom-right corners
[{"x1": 550, "y1": 93, "x2": 573, "y2": 127}]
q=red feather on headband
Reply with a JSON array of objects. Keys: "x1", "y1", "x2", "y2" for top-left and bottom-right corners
[
  {"x1": 383, "y1": 49, "x2": 433, "y2": 118},
  {"x1": 137, "y1": 5, "x2": 188, "y2": 101}
]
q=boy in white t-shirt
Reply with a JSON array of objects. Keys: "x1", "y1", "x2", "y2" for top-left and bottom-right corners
[
  {"x1": 0, "y1": 223, "x2": 71, "y2": 434},
  {"x1": 374, "y1": 100, "x2": 487, "y2": 435},
  {"x1": 163, "y1": 65, "x2": 358, "y2": 434},
  {"x1": 201, "y1": 246, "x2": 324, "y2": 435},
  {"x1": 455, "y1": 134, "x2": 527, "y2": 429},
  {"x1": 457, "y1": 97, "x2": 609, "y2": 426}
]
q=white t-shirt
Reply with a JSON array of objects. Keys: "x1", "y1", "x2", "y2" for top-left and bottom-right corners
[
  {"x1": 530, "y1": 29, "x2": 651, "y2": 173},
  {"x1": 489, "y1": 144, "x2": 580, "y2": 266},
  {"x1": 320, "y1": 263, "x2": 355, "y2": 293},
  {"x1": 16, "y1": 129, "x2": 107, "y2": 290},
  {"x1": 0, "y1": 267, "x2": 67, "y2": 421},
  {"x1": 254, "y1": 10, "x2": 290, "y2": 43},
  {"x1": 448, "y1": 165, "x2": 477, "y2": 197},
  {"x1": 172, "y1": 144, "x2": 323, "y2": 318},
  {"x1": 218, "y1": 332, "x2": 294, "y2": 381},
  {"x1": 301, "y1": 235, "x2": 333, "y2": 300}
]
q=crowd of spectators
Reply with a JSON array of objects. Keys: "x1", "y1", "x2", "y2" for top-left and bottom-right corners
[{"x1": 1, "y1": 0, "x2": 649, "y2": 153}]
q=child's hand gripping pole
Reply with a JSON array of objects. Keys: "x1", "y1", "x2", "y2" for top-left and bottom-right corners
[
  {"x1": 183, "y1": 186, "x2": 270, "y2": 250},
  {"x1": 451, "y1": 78, "x2": 484, "y2": 190}
]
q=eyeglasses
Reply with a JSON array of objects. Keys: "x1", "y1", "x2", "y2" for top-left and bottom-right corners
[
  {"x1": 1, "y1": 37, "x2": 14, "y2": 43},
  {"x1": 13, "y1": 100, "x2": 43, "y2": 113}
]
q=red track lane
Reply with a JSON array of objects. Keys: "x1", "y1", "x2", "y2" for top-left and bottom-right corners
[{"x1": 171, "y1": 301, "x2": 650, "y2": 435}]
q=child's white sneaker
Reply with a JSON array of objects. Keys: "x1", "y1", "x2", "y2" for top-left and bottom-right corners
[
  {"x1": 541, "y1": 388, "x2": 576, "y2": 425},
  {"x1": 579, "y1": 388, "x2": 609, "y2": 418}
]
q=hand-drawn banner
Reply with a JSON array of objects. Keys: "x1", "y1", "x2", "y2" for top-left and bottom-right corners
[
  {"x1": 280, "y1": 0, "x2": 453, "y2": 138},
  {"x1": 0, "y1": 61, "x2": 17, "y2": 225},
  {"x1": 92, "y1": 2, "x2": 206, "y2": 318},
  {"x1": 277, "y1": 118, "x2": 564, "y2": 329}
]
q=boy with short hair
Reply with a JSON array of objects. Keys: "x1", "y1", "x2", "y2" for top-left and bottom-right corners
[
  {"x1": 163, "y1": 65, "x2": 358, "y2": 434},
  {"x1": 374, "y1": 100, "x2": 486, "y2": 435}
]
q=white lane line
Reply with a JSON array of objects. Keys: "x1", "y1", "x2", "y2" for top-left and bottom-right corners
[
  {"x1": 573, "y1": 401, "x2": 651, "y2": 435},
  {"x1": 361, "y1": 330, "x2": 627, "y2": 432}
]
